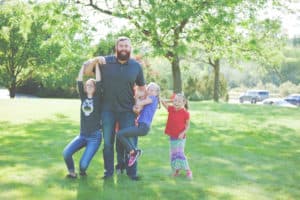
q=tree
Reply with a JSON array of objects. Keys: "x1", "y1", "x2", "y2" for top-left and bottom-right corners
[
  {"x1": 77, "y1": 0, "x2": 215, "y2": 93},
  {"x1": 77, "y1": 0, "x2": 291, "y2": 99},
  {"x1": 0, "y1": 2, "x2": 92, "y2": 98},
  {"x1": 189, "y1": 1, "x2": 287, "y2": 101}
]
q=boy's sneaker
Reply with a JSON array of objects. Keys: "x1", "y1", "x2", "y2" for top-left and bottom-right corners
[
  {"x1": 66, "y1": 173, "x2": 77, "y2": 179},
  {"x1": 128, "y1": 149, "x2": 142, "y2": 167},
  {"x1": 186, "y1": 170, "x2": 193, "y2": 180}
]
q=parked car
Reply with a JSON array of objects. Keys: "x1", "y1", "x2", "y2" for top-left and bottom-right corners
[
  {"x1": 262, "y1": 98, "x2": 297, "y2": 108},
  {"x1": 239, "y1": 90, "x2": 269, "y2": 104},
  {"x1": 284, "y1": 94, "x2": 300, "y2": 106}
]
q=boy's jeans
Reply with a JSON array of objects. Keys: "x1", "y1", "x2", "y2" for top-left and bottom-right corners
[{"x1": 63, "y1": 130, "x2": 102, "y2": 173}]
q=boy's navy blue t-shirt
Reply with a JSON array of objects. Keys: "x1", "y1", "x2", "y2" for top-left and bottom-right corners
[
  {"x1": 99, "y1": 55, "x2": 145, "y2": 112},
  {"x1": 78, "y1": 81, "x2": 102, "y2": 135}
]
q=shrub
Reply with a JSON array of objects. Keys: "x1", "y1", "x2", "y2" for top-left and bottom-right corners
[
  {"x1": 184, "y1": 73, "x2": 228, "y2": 101},
  {"x1": 17, "y1": 77, "x2": 78, "y2": 98},
  {"x1": 279, "y1": 81, "x2": 300, "y2": 97}
]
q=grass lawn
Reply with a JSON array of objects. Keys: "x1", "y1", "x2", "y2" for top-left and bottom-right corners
[{"x1": 0, "y1": 98, "x2": 299, "y2": 200}]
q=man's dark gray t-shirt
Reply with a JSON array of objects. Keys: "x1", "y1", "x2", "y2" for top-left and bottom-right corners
[
  {"x1": 99, "y1": 55, "x2": 145, "y2": 112},
  {"x1": 78, "y1": 81, "x2": 102, "y2": 135}
]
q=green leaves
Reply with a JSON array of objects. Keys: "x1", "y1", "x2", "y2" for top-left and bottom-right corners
[
  {"x1": 0, "y1": 1, "x2": 93, "y2": 97},
  {"x1": 83, "y1": 0, "x2": 292, "y2": 94}
]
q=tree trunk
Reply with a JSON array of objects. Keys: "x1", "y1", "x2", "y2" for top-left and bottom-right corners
[
  {"x1": 213, "y1": 58, "x2": 220, "y2": 102},
  {"x1": 171, "y1": 55, "x2": 182, "y2": 93},
  {"x1": 9, "y1": 83, "x2": 16, "y2": 98}
]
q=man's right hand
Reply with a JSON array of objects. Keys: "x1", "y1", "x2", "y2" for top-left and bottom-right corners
[
  {"x1": 97, "y1": 56, "x2": 106, "y2": 65},
  {"x1": 83, "y1": 56, "x2": 106, "y2": 76}
]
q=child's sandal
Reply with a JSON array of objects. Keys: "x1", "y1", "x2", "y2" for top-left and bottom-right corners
[{"x1": 172, "y1": 169, "x2": 180, "y2": 177}]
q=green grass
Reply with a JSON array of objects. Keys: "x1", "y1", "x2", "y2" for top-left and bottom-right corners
[{"x1": 0, "y1": 99, "x2": 299, "y2": 200}]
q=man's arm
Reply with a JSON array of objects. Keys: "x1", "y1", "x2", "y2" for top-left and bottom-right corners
[
  {"x1": 136, "y1": 85, "x2": 146, "y2": 98},
  {"x1": 83, "y1": 56, "x2": 106, "y2": 76}
]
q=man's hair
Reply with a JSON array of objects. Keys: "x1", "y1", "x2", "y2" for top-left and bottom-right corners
[{"x1": 116, "y1": 36, "x2": 131, "y2": 46}]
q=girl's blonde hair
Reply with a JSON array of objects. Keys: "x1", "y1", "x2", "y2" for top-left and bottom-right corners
[
  {"x1": 147, "y1": 82, "x2": 160, "y2": 95},
  {"x1": 147, "y1": 82, "x2": 161, "y2": 108}
]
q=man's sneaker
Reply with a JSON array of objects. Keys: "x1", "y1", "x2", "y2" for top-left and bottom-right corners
[
  {"x1": 128, "y1": 149, "x2": 142, "y2": 167},
  {"x1": 116, "y1": 168, "x2": 122, "y2": 175},
  {"x1": 102, "y1": 175, "x2": 113, "y2": 180},
  {"x1": 115, "y1": 163, "x2": 125, "y2": 175},
  {"x1": 186, "y1": 170, "x2": 193, "y2": 180},
  {"x1": 129, "y1": 175, "x2": 141, "y2": 181},
  {"x1": 80, "y1": 171, "x2": 87, "y2": 177}
]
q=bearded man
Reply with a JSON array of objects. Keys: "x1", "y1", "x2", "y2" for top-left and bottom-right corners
[{"x1": 83, "y1": 37, "x2": 146, "y2": 181}]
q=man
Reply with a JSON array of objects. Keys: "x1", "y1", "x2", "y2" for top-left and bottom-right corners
[{"x1": 84, "y1": 37, "x2": 145, "y2": 180}]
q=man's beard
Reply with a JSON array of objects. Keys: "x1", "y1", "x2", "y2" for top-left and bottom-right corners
[{"x1": 117, "y1": 50, "x2": 130, "y2": 61}]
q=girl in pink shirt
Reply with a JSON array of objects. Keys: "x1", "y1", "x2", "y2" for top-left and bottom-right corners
[{"x1": 161, "y1": 93, "x2": 192, "y2": 179}]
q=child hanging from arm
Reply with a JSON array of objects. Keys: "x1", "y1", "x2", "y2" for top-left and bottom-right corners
[
  {"x1": 62, "y1": 63, "x2": 103, "y2": 178},
  {"x1": 116, "y1": 82, "x2": 160, "y2": 167}
]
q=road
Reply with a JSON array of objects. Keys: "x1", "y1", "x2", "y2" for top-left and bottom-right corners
[{"x1": 0, "y1": 89, "x2": 38, "y2": 99}]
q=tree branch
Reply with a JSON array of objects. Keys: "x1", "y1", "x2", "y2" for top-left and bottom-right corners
[
  {"x1": 117, "y1": 0, "x2": 125, "y2": 8},
  {"x1": 84, "y1": 0, "x2": 151, "y2": 36},
  {"x1": 208, "y1": 57, "x2": 214, "y2": 66},
  {"x1": 88, "y1": 0, "x2": 114, "y2": 16}
]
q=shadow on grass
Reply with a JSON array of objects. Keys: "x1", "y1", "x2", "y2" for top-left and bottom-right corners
[
  {"x1": 0, "y1": 115, "x2": 80, "y2": 198},
  {"x1": 0, "y1": 115, "x2": 206, "y2": 200},
  {"x1": 187, "y1": 120, "x2": 300, "y2": 199},
  {"x1": 1, "y1": 104, "x2": 299, "y2": 199}
]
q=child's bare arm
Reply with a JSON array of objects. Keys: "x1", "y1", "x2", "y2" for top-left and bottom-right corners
[
  {"x1": 178, "y1": 119, "x2": 190, "y2": 139},
  {"x1": 77, "y1": 65, "x2": 85, "y2": 81},
  {"x1": 136, "y1": 96, "x2": 153, "y2": 107},
  {"x1": 160, "y1": 99, "x2": 168, "y2": 110},
  {"x1": 95, "y1": 63, "x2": 101, "y2": 81}
]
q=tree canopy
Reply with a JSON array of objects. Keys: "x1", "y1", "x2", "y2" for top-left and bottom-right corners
[
  {"x1": 0, "y1": 1, "x2": 93, "y2": 98},
  {"x1": 78, "y1": 0, "x2": 292, "y2": 100}
]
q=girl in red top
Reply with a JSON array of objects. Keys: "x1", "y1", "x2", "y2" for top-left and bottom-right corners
[{"x1": 161, "y1": 93, "x2": 192, "y2": 179}]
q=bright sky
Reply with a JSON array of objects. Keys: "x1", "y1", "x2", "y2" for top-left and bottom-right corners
[{"x1": 263, "y1": 1, "x2": 300, "y2": 38}]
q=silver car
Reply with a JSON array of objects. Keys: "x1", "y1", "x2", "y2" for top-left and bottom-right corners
[
  {"x1": 239, "y1": 90, "x2": 269, "y2": 104},
  {"x1": 262, "y1": 98, "x2": 297, "y2": 108}
]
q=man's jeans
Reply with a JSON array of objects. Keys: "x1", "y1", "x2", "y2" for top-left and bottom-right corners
[
  {"x1": 63, "y1": 130, "x2": 102, "y2": 173},
  {"x1": 101, "y1": 111, "x2": 137, "y2": 177}
]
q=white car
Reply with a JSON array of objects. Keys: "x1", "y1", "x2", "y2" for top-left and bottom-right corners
[{"x1": 262, "y1": 98, "x2": 297, "y2": 108}]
